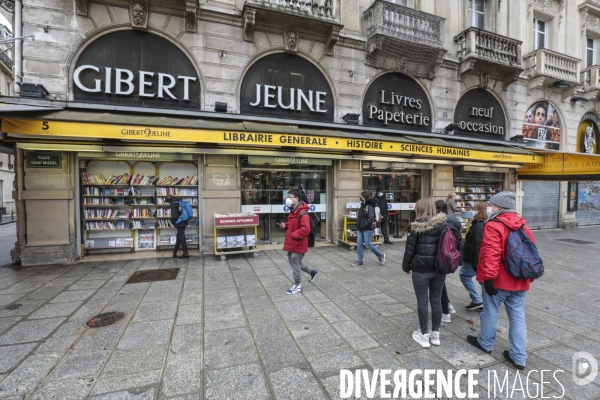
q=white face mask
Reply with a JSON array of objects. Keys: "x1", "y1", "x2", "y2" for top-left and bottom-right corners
[{"x1": 285, "y1": 198, "x2": 293, "y2": 207}]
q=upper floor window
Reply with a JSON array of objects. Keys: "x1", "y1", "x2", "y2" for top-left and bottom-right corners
[
  {"x1": 386, "y1": 0, "x2": 406, "y2": 4},
  {"x1": 587, "y1": 37, "x2": 596, "y2": 68},
  {"x1": 468, "y1": 0, "x2": 485, "y2": 29},
  {"x1": 5, "y1": 82, "x2": 10, "y2": 96},
  {"x1": 533, "y1": 18, "x2": 547, "y2": 50}
]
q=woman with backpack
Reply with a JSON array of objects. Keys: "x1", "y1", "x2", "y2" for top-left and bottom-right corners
[
  {"x1": 460, "y1": 201, "x2": 486, "y2": 310},
  {"x1": 166, "y1": 194, "x2": 189, "y2": 259},
  {"x1": 402, "y1": 197, "x2": 447, "y2": 348},
  {"x1": 351, "y1": 191, "x2": 385, "y2": 268}
]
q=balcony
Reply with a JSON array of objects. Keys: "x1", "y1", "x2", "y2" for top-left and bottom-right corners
[
  {"x1": 242, "y1": 0, "x2": 343, "y2": 55},
  {"x1": 0, "y1": 50, "x2": 12, "y2": 70},
  {"x1": 523, "y1": 48, "x2": 581, "y2": 90},
  {"x1": 361, "y1": 0, "x2": 446, "y2": 79},
  {"x1": 454, "y1": 27, "x2": 522, "y2": 89}
]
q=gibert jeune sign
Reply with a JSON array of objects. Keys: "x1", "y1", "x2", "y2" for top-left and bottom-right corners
[{"x1": 73, "y1": 31, "x2": 200, "y2": 111}]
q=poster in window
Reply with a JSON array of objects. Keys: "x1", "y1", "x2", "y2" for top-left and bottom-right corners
[
  {"x1": 521, "y1": 101, "x2": 560, "y2": 150},
  {"x1": 567, "y1": 182, "x2": 578, "y2": 212}
]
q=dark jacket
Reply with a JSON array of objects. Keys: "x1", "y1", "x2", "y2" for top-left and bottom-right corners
[
  {"x1": 376, "y1": 194, "x2": 389, "y2": 216},
  {"x1": 357, "y1": 198, "x2": 377, "y2": 232},
  {"x1": 169, "y1": 200, "x2": 188, "y2": 228},
  {"x1": 282, "y1": 201, "x2": 311, "y2": 254},
  {"x1": 462, "y1": 219, "x2": 484, "y2": 269},
  {"x1": 402, "y1": 213, "x2": 447, "y2": 273},
  {"x1": 476, "y1": 211, "x2": 535, "y2": 291}
]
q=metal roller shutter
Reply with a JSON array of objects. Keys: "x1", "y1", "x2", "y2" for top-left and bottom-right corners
[
  {"x1": 576, "y1": 181, "x2": 600, "y2": 226},
  {"x1": 522, "y1": 181, "x2": 559, "y2": 229}
]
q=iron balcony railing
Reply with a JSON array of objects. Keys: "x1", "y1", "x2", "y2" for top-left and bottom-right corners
[
  {"x1": 454, "y1": 27, "x2": 521, "y2": 67},
  {"x1": 244, "y1": 0, "x2": 338, "y2": 20},
  {"x1": 0, "y1": 50, "x2": 12, "y2": 69},
  {"x1": 361, "y1": 0, "x2": 446, "y2": 78},
  {"x1": 523, "y1": 48, "x2": 581, "y2": 84}
]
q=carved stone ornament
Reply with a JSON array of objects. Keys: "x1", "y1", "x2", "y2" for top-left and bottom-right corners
[
  {"x1": 530, "y1": 0, "x2": 559, "y2": 14},
  {"x1": 586, "y1": 15, "x2": 600, "y2": 35},
  {"x1": 285, "y1": 31, "x2": 299, "y2": 53},
  {"x1": 130, "y1": 3, "x2": 148, "y2": 29},
  {"x1": 186, "y1": 0, "x2": 197, "y2": 33}
]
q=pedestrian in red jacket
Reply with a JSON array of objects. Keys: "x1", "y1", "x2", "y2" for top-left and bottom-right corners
[
  {"x1": 467, "y1": 191, "x2": 535, "y2": 370},
  {"x1": 280, "y1": 189, "x2": 318, "y2": 295}
]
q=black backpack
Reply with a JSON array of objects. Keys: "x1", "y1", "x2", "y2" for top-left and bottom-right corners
[{"x1": 299, "y1": 211, "x2": 317, "y2": 248}]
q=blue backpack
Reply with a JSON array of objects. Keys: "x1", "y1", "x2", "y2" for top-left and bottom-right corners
[
  {"x1": 175, "y1": 200, "x2": 193, "y2": 225},
  {"x1": 494, "y1": 220, "x2": 544, "y2": 280}
]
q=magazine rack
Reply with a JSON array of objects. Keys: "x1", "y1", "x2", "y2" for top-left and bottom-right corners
[
  {"x1": 338, "y1": 214, "x2": 380, "y2": 250},
  {"x1": 214, "y1": 214, "x2": 260, "y2": 261}
]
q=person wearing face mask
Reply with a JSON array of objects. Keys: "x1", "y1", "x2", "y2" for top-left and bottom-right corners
[
  {"x1": 351, "y1": 191, "x2": 386, "y2": 267},
  {"x1": 280, "y1": 189, "x2": 318, "y2": 295},
  {"x1": 375, "y1": 187, "x2": 393, "y2": 244}
]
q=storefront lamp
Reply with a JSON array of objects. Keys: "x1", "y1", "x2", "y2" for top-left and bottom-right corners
[
  {"x1": 214, "y1": 102, "x2": 228, "y2": 112},
  {"x1": 343, "y1": 113, "x2": 360, "y2": 124},
  {"x1": 552, "y1": 80, "x2": 570, "y2": 88},
  {"x1": 570, "y1": 96, "x2": 588, "y2": 103},
  {"x1": 444, "y1": 123, "x2": 459, "y2": 132}
]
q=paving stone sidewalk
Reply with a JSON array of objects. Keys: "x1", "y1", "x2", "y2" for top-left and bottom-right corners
[{"x1": 0, "y1": 226, "x2": 599, "y2": 399}]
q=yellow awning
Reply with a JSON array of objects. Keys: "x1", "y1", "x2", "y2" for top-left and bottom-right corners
[
  {"x1": 2, "y1": 116, "x2": 543, "y2": 164},
  {"x1": 518, "y1": 152, "x2": 600, "y2": 180}
]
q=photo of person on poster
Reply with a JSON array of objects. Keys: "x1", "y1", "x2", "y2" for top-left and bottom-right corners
[{"x1": 521, "y1": 101, "x2": 560, "y2": 150}]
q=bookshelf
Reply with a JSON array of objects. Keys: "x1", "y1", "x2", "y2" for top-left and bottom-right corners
[
  {"x1": 155, "y1": 163, "x2": 200, "y2": 250},
  {"x1": 80, "y1": 160, "x2": 199, "y2": 255},
  {"x1": 453, "y1": 184, "x2": 502, "y2": 210}
]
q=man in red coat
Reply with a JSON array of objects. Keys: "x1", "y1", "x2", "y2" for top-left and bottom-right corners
[
  {"x1": 467, "y1": 191, "x2": 535, "y2": 370},
  {"x1": 280, "y1": 189, "x2": 318, "y2": 295}
]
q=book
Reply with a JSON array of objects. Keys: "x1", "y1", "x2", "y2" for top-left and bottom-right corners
[
  {"x1": 85, "y1": 240, "x2": 94, "y2": 248},
  {"x1": 235, "y1": 235, "x2": 246, "y2": 247},
  {"x1": 116, "y1": 238, "x2": 125, "y2": 247},
  {"x1": 246, "y1": 234, "x2": 256, "y2": 247},
  {"x1": 124, "y1": 238, "x2": 134, "y2": 247},
  {"x1": 216, "y1": 236, "x2": 227, "y2": 249},
  {"x1": 116, "y1": 220, "x2": 125, "y2": 229},
  {"x1": 226, "y1": 236, "x2": 237, "y2": 248},
  {"x1": 108, "y1": 241, "x2": 116, "y2": 247},
  {"x1": 170, "y1": 236, "x2": 177, "y2": 244},
  {"x1": 158, "y1": 235, "x2": 171, "y2": 245}
]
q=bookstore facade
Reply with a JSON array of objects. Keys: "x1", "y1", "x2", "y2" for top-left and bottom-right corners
[{"x1": 4, "y1": 30, "x2": 544, "y2": 266}]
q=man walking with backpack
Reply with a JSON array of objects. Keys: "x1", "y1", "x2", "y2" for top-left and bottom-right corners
[
  {"x1": 351, "y1": 191, "x2": 385, "y2": 267},
  {"x1": 280, "y1": 189, "x2": 318, "y2": 295},
  {"x1": 467, "y1": 191, "x2": 536, "y2": 370},
  {"x1": 375, "y1": 188, "x2": 393, "y2": 244},
  {"x1": 166, "y1": 194, "x2": 189, "y2": 259}
]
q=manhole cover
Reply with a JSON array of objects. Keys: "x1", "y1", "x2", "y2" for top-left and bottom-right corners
[
  {"x1": 555, "y1": 238, "x2": 595, "y2": 244},
  {"x1": 86, "y1": 312, "x2": 126, "y2": 328},
  {"x1": 125, "y1": 268, "x2": 180, "y2": 284}
]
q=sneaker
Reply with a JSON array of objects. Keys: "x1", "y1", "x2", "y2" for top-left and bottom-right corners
[
  {"x1": 466, "y1": 302, "x2": 483, "y2": 311},
  {"x1": 503, "y1": 350, "x2": 525, "y2": 370},
  {"x1": 378, "y1": 253, "x2": 386, "y2": 265},
  {"x1": 350, "y1": 261, "x2": 364, "y2": 268},
  {"x1": 285, "y1": 284, "x2": 302, "y2": 295},
  {"x1": 467, "y1": 335, "x2": 492, "y2": 354},
  {"x1": 309, "y1": 270, "x2": 318, "y2": 283},
  {"x1": 383, "y1": 240, "x2": 393, "y2": 244},
  {"x1": 448, "y1": 304, "x2": 456, "y2": 314},
  {"x1": 412, "y1": 331, "x2": 431, "y2": 348},
  {"x1": 430, "y1": 331, "x2": 440, "y2": 346},
  {"x1": 442, "y1": 314, "x2": 451, "y2": 323}
]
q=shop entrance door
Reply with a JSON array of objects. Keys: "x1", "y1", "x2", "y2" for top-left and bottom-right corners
[
  {"x1": 361, "y1": 166, "x2": 425, "y2": 235},
  {"x1": 240, "y1": 156, "x2": 329, "y2": 245}
]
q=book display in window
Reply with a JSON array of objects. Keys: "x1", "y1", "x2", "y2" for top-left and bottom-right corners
[
  {"x1": 453, "y1": 184, "x2": 502, "y2": 210},
  {"x1": 80, "y1": 161, "x2": 199, "y2": 255},
  {"x1": 155, "y1": 165, "x2": 199, "y2": 250}
]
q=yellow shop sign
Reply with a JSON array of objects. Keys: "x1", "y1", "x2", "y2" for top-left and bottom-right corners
[{"x1": 2, "y1": 118, "x2": 543, "y2": 164}]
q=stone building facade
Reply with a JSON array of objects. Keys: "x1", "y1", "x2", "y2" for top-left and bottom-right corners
[{"x1": 4, "y1": 0, "x2": 600, "y2": 265}]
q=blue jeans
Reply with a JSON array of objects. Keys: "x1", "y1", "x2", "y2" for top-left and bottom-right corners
[
  {"x1": 459, "y1": 262, "x2": 483, "y2": 304},
  {"x1": 357, "y1": 229, "x2": 382, "y2": 263},
  {"x1": 478, "y1": 285, "x2": 528, "y2": 365}
]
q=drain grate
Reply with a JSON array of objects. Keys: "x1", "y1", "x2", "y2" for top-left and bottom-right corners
[
  {"x1": 125, "y1": 268, "x2": 180, "y2": 284},
  {"x1": 86, "y1": 312, "x2": 126, "y2": 328},
  {"x1": 555, "y1": 238, "x2": 595, "y2": 244}
]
